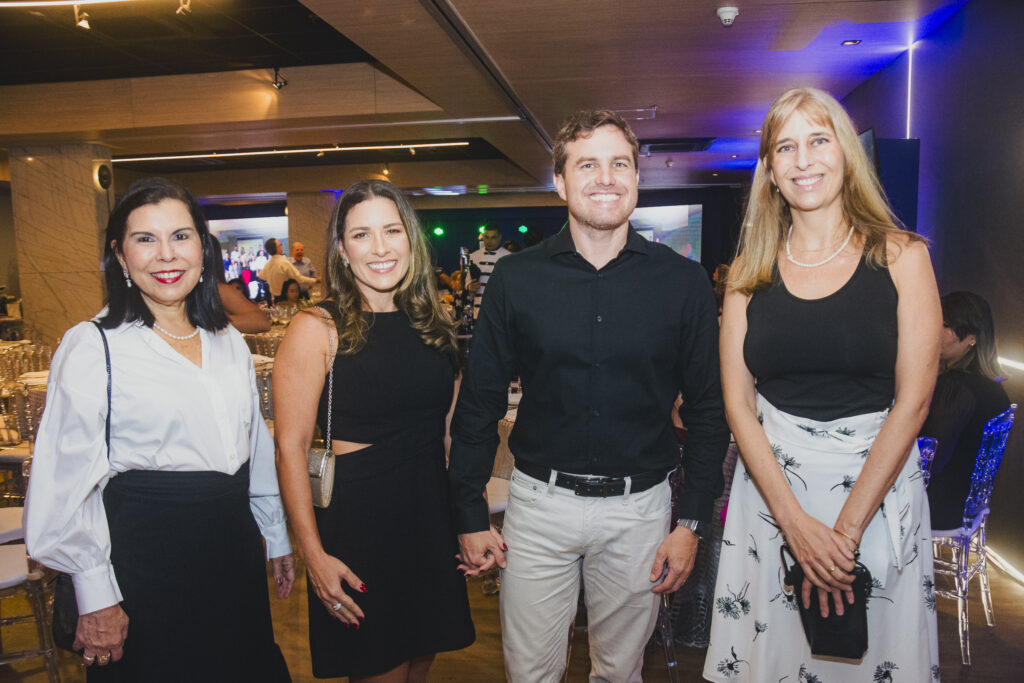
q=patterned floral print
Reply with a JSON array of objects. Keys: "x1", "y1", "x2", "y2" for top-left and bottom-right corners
[{"x1": 704, "y1": 398, "x2": 940, "y2": 682}]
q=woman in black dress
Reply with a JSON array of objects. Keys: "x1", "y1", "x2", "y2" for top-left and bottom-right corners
[
  {"x1": 274, "y1": 179, "x2": 474, "y2": 681},
  {"x1": 921, "y1": 291, "x2": 1010, "y2": 530}
]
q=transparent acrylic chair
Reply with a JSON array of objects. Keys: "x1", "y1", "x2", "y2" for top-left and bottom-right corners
[
  {"x1": 917, "y1": 436, "x2": 938, "y2": 488},
  {"x1": 931, "y1": 404, "x2": 1017, "y2": 665}
]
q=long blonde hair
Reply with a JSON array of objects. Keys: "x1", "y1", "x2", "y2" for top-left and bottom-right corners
[
  {"x1": 324, "y1": 180, "x2": 460, "y2": 368},
  {"x1": 730, "y1": 87, "x2": 925, "y2": 294}
]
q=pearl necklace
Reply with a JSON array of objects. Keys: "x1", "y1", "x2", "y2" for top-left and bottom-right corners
[
  {"x1": 153, "y1": 323, "x2": 199, "y2": 340},
  {"x1": 785, "y1": 224, "x2": 855, "y2": 268}
]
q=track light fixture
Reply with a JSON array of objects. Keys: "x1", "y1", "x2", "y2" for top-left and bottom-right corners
[
  {"x1": 176, "y1": 0, "x2": 191, "y2": 16},
  {"x1": 74, "y1": 4, "x2": 90, "y2": 29},
  {"x1": 271, "y1": 67, "x2": 288, "y2": 90},
  {"x1": 382, "y1": 163, "x2": 390, "y2": 176}
]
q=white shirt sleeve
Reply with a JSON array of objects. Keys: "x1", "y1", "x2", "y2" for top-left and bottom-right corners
[
  {"x1": 245, "y1": 354, "x2": 291, "y2": 559},
  {"x1": 24, "y1": 322, "x2": 124, "y2": 614}
]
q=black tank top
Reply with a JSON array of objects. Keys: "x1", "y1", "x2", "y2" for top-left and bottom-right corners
[
  {"x1": 743, "y1": 256, "x2": 898, "y2": 421},
  {"x1": 316, "y1": 303, "x2": 455, "y2": 445}
]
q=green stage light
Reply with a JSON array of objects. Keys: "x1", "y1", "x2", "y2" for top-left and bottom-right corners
[
  {"x1": 433, "y1": 226, "x2": 445, "y2": 236},
  {"x1": 518, "y1": 225, "x2": 528, "y2": 234},
  {"x1": 478, "y1": 225, "x2": 486, "y2": 233}
]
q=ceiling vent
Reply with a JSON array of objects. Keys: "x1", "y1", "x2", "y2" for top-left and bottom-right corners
[{"x1": 639, "y1": 138, "x2": 715, "y2": 155}]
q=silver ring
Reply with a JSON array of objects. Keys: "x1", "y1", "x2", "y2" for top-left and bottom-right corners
[
  {"x1": 331, "y1": 601, "x2": 343, "y2": 612},
  {"x1": 83, "y1": 654, "x2": 96, "y2": 663}
]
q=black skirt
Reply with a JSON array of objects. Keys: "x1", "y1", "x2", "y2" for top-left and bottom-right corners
[
  {"x1": 308, "y1": 435, "x2": 474, "y2": 678},
  {"x1": 88, "y1": 463, "x2": 290, "y2": 683}
]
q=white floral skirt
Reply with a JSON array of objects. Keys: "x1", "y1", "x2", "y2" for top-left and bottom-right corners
[{"x1": 703, "y1": 395, "x2": 939, "y2": 682}]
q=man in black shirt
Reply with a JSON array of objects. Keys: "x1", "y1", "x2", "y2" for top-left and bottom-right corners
[{"x1": 449, "y1": 110, "x2": 729, "y2": 681}]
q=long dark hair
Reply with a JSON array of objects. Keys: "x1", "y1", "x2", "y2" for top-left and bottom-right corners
[
  {"x1": 324, "y1": 179, "x2": 459, "y2": 368},
  {"x1": 941, "y1": 291, "x2": 1003, "y2": 379},
  {"x1": 100, "y1": 177, "x2": 228, "y2": 331},
  {"x1": 279, "y1": 278, "x2": 300, "y2": 301}
]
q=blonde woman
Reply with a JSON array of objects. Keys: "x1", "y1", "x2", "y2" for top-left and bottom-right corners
[
  {"x1": 273, "y1": 180, "x2": 473, "y2": 682},
  {"x1": 705, "y1": 88, "x2": 941, "y2": 681}
]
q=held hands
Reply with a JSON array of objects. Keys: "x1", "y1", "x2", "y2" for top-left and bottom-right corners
[
  {"x1": 782, "y1": 512, "x2": 860, "y2": 617},
  {"x1": 650, "y1": 526, "x2": 699, "y2": 594},
  {"x1": 75, "y1": 604, "x2": 129, "y2": 667},
  {"x1": 306, "y1": 551, "x2": 368, "y2": 627},
  {"x1": 271, "y1": 553, "x2": 296, "y2": 599},
  {"x1": 455, "y1": 526, "x2": 507, "y2": 576}
]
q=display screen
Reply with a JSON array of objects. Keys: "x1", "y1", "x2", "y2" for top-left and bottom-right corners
[{"x1": 629, "y1": 204, "x2": 702, "y2": 261}]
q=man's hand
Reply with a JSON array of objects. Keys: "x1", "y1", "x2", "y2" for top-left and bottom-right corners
[
  {"x1": 649, "y1": 526, "x2": 699, "y2": 594},
  {"x1": 456, "y1": 526, "x2": 507, "y2": 576}
]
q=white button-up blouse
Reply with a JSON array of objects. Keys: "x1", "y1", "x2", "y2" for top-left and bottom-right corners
[{"x1": 24, "y1": 318, "x2": 290, "y2": 615}]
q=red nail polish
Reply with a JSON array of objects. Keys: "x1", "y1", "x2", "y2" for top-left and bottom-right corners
[
  {"x1": 502, "y1": 543, "x2": 508, "y2": 551},
  {"x1": 359, "y1": 584, "x2": 368, "y2": 593},
  {"x1": 358, "y1": 615, "x2": 364, "y2": 621}
]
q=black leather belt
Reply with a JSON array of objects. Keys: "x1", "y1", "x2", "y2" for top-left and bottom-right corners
[{"x1": 514, "y1": 460, "x2": 668, "y2": 498}]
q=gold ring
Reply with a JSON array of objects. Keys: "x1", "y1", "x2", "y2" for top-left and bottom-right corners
[
  {"x1": 98, "y1": 653, "x2": 110, "y2": 664},
  {"x1": 828, "y1": 565, "x2": 838, "y2": 573}
]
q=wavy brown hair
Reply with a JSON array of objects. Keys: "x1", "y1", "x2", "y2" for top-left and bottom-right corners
[
  {"x1": 323, "y1": 180, "x2": 460, "y2": 368},
  {"x1": 552, "y1": 109, "x2": 639, "y2": 176},
  {"x1": 730, "y1": 87, "x2": 926, "y2": 294}
]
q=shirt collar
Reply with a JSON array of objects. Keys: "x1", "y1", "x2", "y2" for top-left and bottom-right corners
[{"x1": 546, "y1": 224, "x2": 650, "y2": 258}]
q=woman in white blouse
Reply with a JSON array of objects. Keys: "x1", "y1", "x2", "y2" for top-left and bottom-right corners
[{"x1": 24, "y1": 178, "x2": 294, "y2": 681}]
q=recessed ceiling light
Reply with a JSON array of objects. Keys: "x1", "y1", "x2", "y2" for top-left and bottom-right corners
[
  {"x1": 712, "y1": 173, "x2": 719, "y2": 177},
  {"x1": 731, "y1": 154, "x2": 738, "y2": 158},
  {"x1": 842, "y1": 40, "x2": 862, "y2": 46},
  {"x1": 754, "y1": 129, "x2": 762, "y2": 134}
]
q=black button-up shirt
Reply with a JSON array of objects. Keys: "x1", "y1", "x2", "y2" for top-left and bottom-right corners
[{"x1": 449, "y1": 227, "x2": 730, "y2": 534}]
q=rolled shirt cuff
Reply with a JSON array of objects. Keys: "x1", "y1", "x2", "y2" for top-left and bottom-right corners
[
  {"x1": 262, "y1": 520, "x2": 291, "y2": 560},
  {"x1": 72, "y1": 562, "x2": 124, "y2": 615}
]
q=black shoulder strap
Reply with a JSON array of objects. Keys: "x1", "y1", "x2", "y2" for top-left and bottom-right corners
[{"x1": 91, "y1": 321, "x2": 111, "y2": 457}]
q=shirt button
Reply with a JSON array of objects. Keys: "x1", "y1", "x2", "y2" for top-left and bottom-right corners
[
  {"x1": 594, "y1": 362, "x2": 601, "y2": 368},
  {"x1": 592, "y1": 409, "x2": 600, "y2": 417},
  {"x1": 595, "y1": 315, "x2": 603, "y2": 323}
]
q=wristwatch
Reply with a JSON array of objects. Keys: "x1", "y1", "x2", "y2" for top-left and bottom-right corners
[{"x1": 676, "y1": 518, "x2": 705, "y2": 538}]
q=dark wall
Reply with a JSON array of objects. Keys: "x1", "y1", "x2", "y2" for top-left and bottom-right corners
[
  {"x1": 843, "y1": 0, "x2": 1024, "y2": 566},
  {"x1": 420, "y1": 186, "x2": 745, "y2": 275}
]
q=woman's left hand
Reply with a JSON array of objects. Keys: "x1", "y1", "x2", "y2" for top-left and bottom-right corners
[{"x1": 271, "y1": 554, "x2": 295, "y2": 599}]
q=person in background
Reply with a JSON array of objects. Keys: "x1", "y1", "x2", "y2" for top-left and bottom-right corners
[
  {"x1": 260, "y1": 238, "x2": 318, "y2": 304},
  {"x1": 277, "y1": 278, "x2": 303, "y2": 318},
  {"x1": 503, "y1": 240, "x2": 522, "y2": 253},
  {"x1": 467, "y1": 224, "x2": 509, "y2": 317},
  {"x1": 218, "y1": 268, "x2": 271, "y2": 334},
  {"x1": 273, "y1": 179, "x2": 474, "y2": 682},
  {"x1": 24, "y1": 177, "x2": 293, "y2": 681},
  {"x1": 706, "y1": 86, "x2": 940, "y2": 681},
  {"x1": 450, "y1": 110, "x2": 728, "y2": 681},
  {"x1": 291, "y1": 241, "x2": 317, "y2": 297},
  {"x1": 920, "y1": 291, "x2": 1010, "y2": 530}
]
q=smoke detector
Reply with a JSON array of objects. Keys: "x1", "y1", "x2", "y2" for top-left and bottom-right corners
[{"x1": 717, "y1": 6, "x2": 739, "y2": 26}]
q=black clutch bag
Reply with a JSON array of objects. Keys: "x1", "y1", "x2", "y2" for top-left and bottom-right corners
[{"x1": 780, "y1": 545, "x2": 871, "y2": 659}]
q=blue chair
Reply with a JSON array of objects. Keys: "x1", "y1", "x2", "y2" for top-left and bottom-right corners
[
  {"x1": 917, "y1": 436, "x2": 938, "y2": 488},
  {"x1": 931, "y1": 404, "x2": 1017, "y2": 665}
]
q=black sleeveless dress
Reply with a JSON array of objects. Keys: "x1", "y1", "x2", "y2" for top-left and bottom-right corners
[{"x1": 308, "y1": 305, "x2": 474, "y2": 678}]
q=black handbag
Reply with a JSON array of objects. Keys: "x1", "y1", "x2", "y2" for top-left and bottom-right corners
[
  {"x1": 52, "y1": 321, "x2": 111, "y2": 651},
  {"x1": 780, "y1": 544, "x2": 871, "y2": 660}
]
